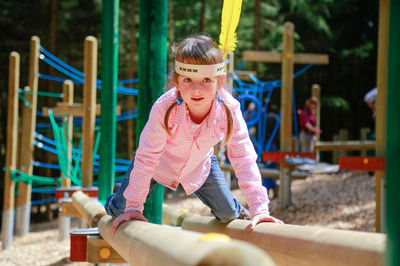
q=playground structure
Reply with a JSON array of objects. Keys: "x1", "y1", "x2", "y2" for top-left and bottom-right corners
[
  {"x1": 2, "y1": 35, "x2": 136, "y2": 248},
  {"x1": 2, "y1": 0, "x2": 399, "y2": 265}
]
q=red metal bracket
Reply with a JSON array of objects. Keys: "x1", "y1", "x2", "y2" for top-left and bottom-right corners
[
  {"x1": 70, "y1": 228, "x2": 99, "y2": 262},
  {"x1": 55, "y1": 186, "x2": 98, "y2": 200},
  {"x1": 262, "y1": 151, "x2": 316, "y2": 163},
  {"x1": 338, "y1": 156, "x2": 385, "y2": 171}
]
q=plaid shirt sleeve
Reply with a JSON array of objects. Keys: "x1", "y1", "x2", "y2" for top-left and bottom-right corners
[
  {"x1": 226, "y1": 98, "x2": 270, "y2": 217},
  {"x1": 123, "y1": 99, "x2": 169, "y2": 213}
]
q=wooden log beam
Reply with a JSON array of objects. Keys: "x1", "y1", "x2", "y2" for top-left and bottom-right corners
[
  {"x1": 181, "y1": 216, "x2": 385, "y2": 266},
  {"x1": 242, "y1": 51, "x2": 329, "y2": 65},
  {"x1": 162, "y1": 204, "x2": 197, "y2": 226},
  {"x1": 72, "y1": 191, "x2": 106, "y2": 227},
  {"x1": 314, "y1": 140, "x2": 375, "y2": 151},
  {"x1": 98, "y1": 215, "x2": 276, "y2": 266}
]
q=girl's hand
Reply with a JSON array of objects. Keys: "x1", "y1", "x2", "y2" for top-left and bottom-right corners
[
  {"x1": 250, "y1": 213, "x2": 284, "y2": 231},
  {"x1": 112, "y1": 210, "x2": 148, "y2": 234}
]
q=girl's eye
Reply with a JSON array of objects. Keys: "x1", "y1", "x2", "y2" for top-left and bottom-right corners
[
  {"x1": 203, "y1": 78, "x2": 212, "y2": 83},
  {"x1": 183, "y1": 78, "x2": 192, "y2": 83}
]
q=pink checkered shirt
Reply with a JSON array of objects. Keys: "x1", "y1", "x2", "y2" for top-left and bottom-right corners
[{"x1": 123, "y1": 88, "x2": 270, "y2": 217}]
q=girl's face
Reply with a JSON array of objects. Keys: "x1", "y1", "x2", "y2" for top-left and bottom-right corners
[{"x1": 175, "y1": 74, "x2": 225, "y2": 121}]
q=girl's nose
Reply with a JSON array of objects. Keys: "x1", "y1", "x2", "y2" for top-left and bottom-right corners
[{"x1": 192, "y1": 82, "x2": 202, "y2": 92}]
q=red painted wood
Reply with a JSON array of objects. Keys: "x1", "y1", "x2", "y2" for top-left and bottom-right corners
[
  {"x1": 338, "y1": 157, "x2": 385, "y2": 171},
  {"x1": 70, "y1": 235, "x2": 87, "y2": 262},
  {"x1": 56, "y1": 186, "x2": 98, "y2": 200},
  {"x1": 262, "y1": 151, "x2": 315, "y2": 163}
]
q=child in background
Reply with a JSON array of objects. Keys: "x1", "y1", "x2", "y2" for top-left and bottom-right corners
[
  {"x1": 106, "y1": 34, "x2": 283, "y2": 233},
  {"x1": 299, "y1": 96, "x2": 322, "y2": 152}
]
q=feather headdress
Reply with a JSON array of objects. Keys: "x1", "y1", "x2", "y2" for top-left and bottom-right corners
[{"x1": 219, "y1": 0, "x2": 243, "y2": 59}]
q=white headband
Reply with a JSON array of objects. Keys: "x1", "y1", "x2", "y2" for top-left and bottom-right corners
[{"x1": 175, "y1": 61, "x2": 226, "y2": 77}]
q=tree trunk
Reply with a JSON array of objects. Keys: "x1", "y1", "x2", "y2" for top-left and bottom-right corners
[
  {"x1": 127, "y1": 0, "x2": 138, "y2": 160},
  {"x1": 253, "y1": 0, "x2": 261, "y2": 72},
  {"x1": 199, "y1": 0, "x2": 206, "y2": 33},
  {"x1": 44, "y1": 0, "x2": 58, "y2": 178},
  {"x1": 167, "y1": 0, "x2": 175, "y2": 72}
]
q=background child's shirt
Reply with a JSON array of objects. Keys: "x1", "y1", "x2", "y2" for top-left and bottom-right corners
[{"x1": 123, "y1": 88, "x2": 270, "y2": 217}]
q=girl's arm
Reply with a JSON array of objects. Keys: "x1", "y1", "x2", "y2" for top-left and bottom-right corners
[
  {"x1": 226, "y1": 100, "x2": 270, "y2": 217},
  {"x1": 122, "y1": 100, "x2": 169, "y2": 213}
]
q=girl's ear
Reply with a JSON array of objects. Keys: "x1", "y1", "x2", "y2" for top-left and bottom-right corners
[{"x1": 217, "y1": 73, "x2": 227, "y2": 90}]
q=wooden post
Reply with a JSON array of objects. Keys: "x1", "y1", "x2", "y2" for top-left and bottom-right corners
[
  {"x1": 2, "y1": 52, "x2": 20, "y2": 249},
  {"x1": 338, "y1": 129, "x2": 349, "y2": 158},
  {"x1": 360, "y1": 128, "x2": 370, "y2": 157},
  {"x1": 58, "y1": 80, "x2": 74, "y2": 241},
  {"x1": 81, "y1": 36, "x2": 98, "y2": 187},
  {"x1": 62, "y1": 80, "x2": 74, "y2": 187},
  {"x1": 312, "y1": 84, "x2": 321, "y2": 161},
  {"x1": 375, "y1": 0, "x2": 388, "y2": 234},
  {"x1": 332, "y1": 133, "x2": 339, "y2": 164},
  {"x1": 15, "y1": 37, "x2": 40, "y2": 237},
  {"x1": 279, "y1": 22, "x2": 295, "y2": 210}
]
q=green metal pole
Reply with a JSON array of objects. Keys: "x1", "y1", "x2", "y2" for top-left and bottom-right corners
[
  {"x1": 137, "y1": 0, "x2": 167, "y2": 224},
  {"x1": 99, "y1": 0, "x2": 119, "y2": 203},
  {"x1": 385, "y1": 1, "x2": 400, "y2": 265}
]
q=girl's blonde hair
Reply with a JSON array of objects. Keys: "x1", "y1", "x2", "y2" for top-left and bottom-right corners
[{"x1": 164, "y1": 34, "x2": 233, "y2": 145}]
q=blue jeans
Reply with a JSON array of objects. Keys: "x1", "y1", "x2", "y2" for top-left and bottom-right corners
[{"x1": 105, "y1": 155, "x2": 246, "y2": 223}]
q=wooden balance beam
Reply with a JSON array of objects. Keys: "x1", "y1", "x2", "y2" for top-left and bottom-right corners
[
  {"x1": 99, "y1": 215, "x2": 275, "y2": 266},
  {"x1": 314, "y1": 140, "x2": 375, "y2": 151},
  {"x1": 182, "y1": 216, "x2": 385, "y2": 266},
  {"x1": 71, "y1": 191, "x2": 276, "y2": 265}
]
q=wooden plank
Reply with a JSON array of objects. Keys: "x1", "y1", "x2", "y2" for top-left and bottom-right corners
[
  {"x1": 42, "y1": 103, "x2": 121, "y2": 117},
  {"x1": 339, "y1": 157, "x2": 385, "y2": 171},
  {"x1": 243, "y1": 50, "x2": 281, "y2": 63},
  {"x1": 293, "y1": 53, "x2": 329, "y2": 64},
  {"x1": 243, "y1": 50, "x2": 329, "y2": 64},
  {"x1": 60, "y1": 200, "x2": 82, "y2": 218},
  {"x1": 314, "y1": 140, "x2": 375, "y2": 151},
  {"x1": 86, "y1": 236, "x2": 126, "y2": 263}
]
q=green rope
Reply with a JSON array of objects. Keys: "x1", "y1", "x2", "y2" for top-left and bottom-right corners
[
  {"x1": 18, "y1": 94, "x2": 32, "y2": 107},
  {"x1": 10, "y1": 170, "x2": 61, "y2": 185},
  {"x1": 93, "y1": 131, "x2": 101, "y2": 163},
  {"x1": 48, "y1": 110, "x2": 81, "y2": 186},
  {"x1": 19, "y1": 88, "x2": 63, "y2": 98}
]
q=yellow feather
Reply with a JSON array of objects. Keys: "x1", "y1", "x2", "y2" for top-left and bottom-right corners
[{"x1": 219, "y1": 0, "x2": 243, "y2": 58}]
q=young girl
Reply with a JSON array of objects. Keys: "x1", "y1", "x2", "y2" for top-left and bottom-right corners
[{"x1": 106, "y1": 34, "x2": 283, "y2": 233}]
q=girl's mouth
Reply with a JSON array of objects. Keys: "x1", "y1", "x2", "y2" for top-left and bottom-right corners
[{"x1": 192, "y1": 97, "x2": 204, "y2": 102}]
